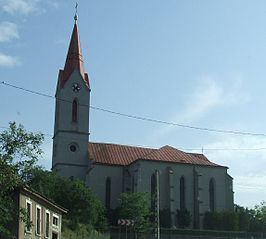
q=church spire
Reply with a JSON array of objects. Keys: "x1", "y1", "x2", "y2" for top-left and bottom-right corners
[{"x1": 59, "y1": 11, "x2": 89, "y2": 89}]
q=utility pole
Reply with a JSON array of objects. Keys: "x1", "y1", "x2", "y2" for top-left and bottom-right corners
[{"x1": 154, "y1": 170, "x2": 160, "y2": 239}]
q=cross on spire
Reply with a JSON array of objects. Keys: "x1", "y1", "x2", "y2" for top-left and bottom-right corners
[{"x1": 74, "y1": 2, "x2": 78, "y2": 23}]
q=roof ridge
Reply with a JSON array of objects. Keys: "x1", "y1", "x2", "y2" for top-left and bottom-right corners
[
  {"x1": 142, "y1": 145, "x2": 172, "y2": 160},
  {"x1": 159, "y1": 145, "x2": 191, "y2": 156},
  {"x1": 89, "y1": 141, "x2": 155, "y2": 150},
  {"x1": 190, "y1": 152, "x2": 204, "y2": 156},
  {"x1": 88, "y1": 142, "x2": 225, "y2": 168},
  {"x1": 189, "y1": 153, "x2": 214, "y2": 163}
]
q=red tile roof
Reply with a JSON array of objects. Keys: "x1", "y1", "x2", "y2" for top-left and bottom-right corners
[
  {"x1": 88, "y1": 142, "x2": 223, "y2": 167},
  {"x1": 59, "y1": 22, "x2": 90, "y2": 89}
]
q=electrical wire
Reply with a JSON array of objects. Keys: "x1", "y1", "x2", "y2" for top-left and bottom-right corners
[
  {"x1": 0, "y1": 122, "x2": 266, "y2": 152},
  {"x1": 2, "y1": 81, "x2": 266, "y2": 138},
  {"x1": 2, "y1": 123, "x2": 266, "y2": 152}
]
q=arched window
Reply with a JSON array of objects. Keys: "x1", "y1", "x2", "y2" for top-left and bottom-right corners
[
  {"x1": 72, "y1": 99, "x2": 78, "y2": 122},
  {"x1": 105, "y1": 177, "x2": 111, "y2": 210},
  {"x1": 180, "y1": 176, "x2": 185, "y2": 210},
  {"x1": 151, "y1": 173, "x2": 156, "y2": 211},
  {"x1": 209, "y1": 178, "x2": 215, "y2": 212}
]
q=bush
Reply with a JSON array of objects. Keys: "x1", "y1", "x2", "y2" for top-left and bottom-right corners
[
  {"x1": 159, "y1": 208, "x2": 171, "y2": 228},
  {"x1": 176, "y1": 209, "x2": 191, "y2": 228}
]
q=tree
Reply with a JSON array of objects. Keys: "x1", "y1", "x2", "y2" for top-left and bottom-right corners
[
  {"x1": 28, "y1": 168, "x2": 107, "y2": 230},
  {"x1": 235, "y1": 205, "x2": 251, "y2": 231},
  {"x1": 0, "y1": 122, "x2": 43, "y2": 235},
  {"x1": 234, "y1": 203, "x2": 266, "y2": 232},
  {"x1": 159, "y1": 208, "x2": 171, "y2": 228},
  {"x1": 176, "y1": 209, "x2": 191, "y2": 228},
  {"x1": 221, "y1": 211, "x2": 238, "y2": 231},
  {"x1": 253, "y1": 201, "x2": 266, "y2": 232},
  {"x1": 119, "y1": 192, "x2": 152, "y2": 232},
  {"x1": 203, "y1": 211, "x2": 222, "y2": 230}
]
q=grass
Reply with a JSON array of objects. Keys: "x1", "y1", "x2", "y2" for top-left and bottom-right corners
[{"x1": 62, "y1": 221, "x2": 110, "y2": 239}]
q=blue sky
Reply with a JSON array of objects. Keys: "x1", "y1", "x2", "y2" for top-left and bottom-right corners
[{"x1": 1, "y1": 0, "x2": 266, "y2": 208}]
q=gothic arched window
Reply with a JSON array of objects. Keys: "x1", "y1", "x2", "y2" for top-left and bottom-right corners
[
  {"x1": 151, "y1": 173, "x2": 156, "y2": 211},
  {"x1": 72, "y1": 99, "x2": 78, "y2": 122},
  {"x1": 180, "y1": 176, "x2": 185, "y2": 210},
  {"x1": 105, "y1": 177, "x2": 111, "y2": 210},
  {"x1": 209, "y1": 178, "x2": 215, "y2": 212}
]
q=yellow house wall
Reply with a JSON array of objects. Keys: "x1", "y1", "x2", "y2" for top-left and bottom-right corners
[{"x1": 18, "y1": 191, "x2": 63, "y2": 239}]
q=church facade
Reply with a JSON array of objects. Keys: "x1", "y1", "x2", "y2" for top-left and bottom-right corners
[{"x1": 52, "y1": 19, "x2": 234, "y2": 229}]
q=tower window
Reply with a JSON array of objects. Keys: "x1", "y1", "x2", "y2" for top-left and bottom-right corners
[
  {"x1": 69, "y1": 144, "x2": 77, "y2": 152},
  {"x1": 72, "y1": 99, "x2": 78, "y2": 122}
]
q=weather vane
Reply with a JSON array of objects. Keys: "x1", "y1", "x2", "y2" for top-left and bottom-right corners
[{"x1": 74, "y1": 2, "x2": 78, "y2": 23}]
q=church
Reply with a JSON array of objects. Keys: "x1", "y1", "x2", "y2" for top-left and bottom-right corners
[{"x1": 51, "y1": 17, "x2": 234, "y2": 229}]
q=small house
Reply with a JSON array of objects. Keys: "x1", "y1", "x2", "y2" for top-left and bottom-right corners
[{"x1": 11, "y1": 186, "x2": 67, "y2": 239}]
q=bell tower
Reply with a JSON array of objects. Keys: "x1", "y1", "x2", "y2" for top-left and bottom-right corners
[{"x1": 52, "y1": 15, "x2": 90, "y2": 181}]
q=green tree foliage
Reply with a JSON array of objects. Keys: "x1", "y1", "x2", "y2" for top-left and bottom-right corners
[
  {"x1": 0, "y1": 122, "x2": 43, "y2": 235},
  {"x1": 159, "y1": 208, "x2": 171, "y2": 228},
  {"x1": 203, "y1": 211, "x2": 224, "y2": 230},
  {"x1": 176, "y1": 209, "x2": 191, "y2": 229},
  {"x1": 203, "y1": 211, "x2": 238, "y2": 231},
  {"x1": 253, "y1": 201, "x2": 266, "y2": 232},
  {"x1": 221, "y1": 211, "x2": 238, "y2": 231},
  {"x1": 119, "y1": 192, "x2": 151, "y2": 232},
  {"x1": 106, "y1": 208, "x2": 120, "y2": 226},
  {"x1": 235, "y1": 205, "x2": 251, "y2": 231},
  {"x1": 28, "y1": 168, "x2": 107, "y2": 230},
  {"x1": 159, "y1": 208, "x2": 191, "y2": 229},
  {"x1": 203, "y1": 206, "x2": 266, "y2": 232}
]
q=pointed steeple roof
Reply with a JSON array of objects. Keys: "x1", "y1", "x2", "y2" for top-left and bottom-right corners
[{"x1": 59, "y1": 21, "x2": 90, "y2": 89}]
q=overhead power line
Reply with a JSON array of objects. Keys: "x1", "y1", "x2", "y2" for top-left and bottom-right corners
[
  {"x1": 2, "y1": 81, "x2": 54, "y2": 99},
  {"x1": 2, "y1": 124, "x2": 266, "y2": 152},
  {"x1": 2, "y1": 123, "x2": 266, "y2": 151},
  {"x1": 89, "y1": 106, "x2": 266, "y2": 137},
  {"x1": 1, "y1": 80, "x2": 266, "y2": 137}
]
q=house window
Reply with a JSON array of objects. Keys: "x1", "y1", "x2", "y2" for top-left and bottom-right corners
[
  {"x1": 209, "y1": 178, "x2": 215, "y2": 212},
  {"x1": 52, "y1": 232, "x2": 58, "y2": 239},
  {"x1": 180, "y1": 176, "x2": 185, "y2": 210},
  {"x1": 45, "y1": 210, "x2": 50, "y2": 238},
  {"x1": 72, "y1": 99, "x2": 78, "y2": 122},
  {"x1": 25, "y1": 200, "x2": 32, "y2": 233},
  {"x1": 52, "y1": 214, "x2": 59, "y2": 229},
  {"x1": 105, "y1": 177, "x2": 111, "y2": 210},
  {"x1": 36, "y1": 205, "x2": 42, "y2": 235}
]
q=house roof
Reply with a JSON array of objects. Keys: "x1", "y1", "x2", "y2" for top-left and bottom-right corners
[
  {"x1": 20, "y1": 186, "x2": 68, "y2": 214},
  {"x1": 88, "y1": 142, "x2": 224, "y2": 168},
  {"x1": 59, "y1": 21, "x2": 90, "y2": 89}
]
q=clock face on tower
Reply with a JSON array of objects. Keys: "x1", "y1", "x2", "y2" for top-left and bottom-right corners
[{"x1": 72, "y1": 83, "x2": 81, "y2": 92}]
